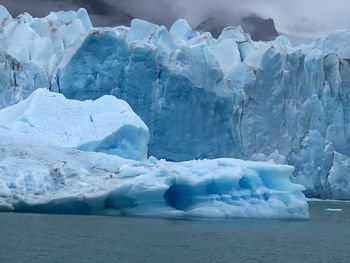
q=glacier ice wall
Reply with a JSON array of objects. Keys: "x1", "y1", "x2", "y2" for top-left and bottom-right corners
[{"x1": 0, "y1": 5, "x2": 349, "y2": 199}]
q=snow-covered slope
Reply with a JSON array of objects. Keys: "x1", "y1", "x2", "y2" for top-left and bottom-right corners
[
  {"x1": 0, "y1": 134, "x2": 308, "y2": 219},
  {"x1": 0, "y1": 5, "x2": 349, "y2": 200},
  {"x1": 0, "y1": 89, "x2": 149, "y2": 160}
]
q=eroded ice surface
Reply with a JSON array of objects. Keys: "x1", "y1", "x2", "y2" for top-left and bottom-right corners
[
  {"x1": 0, "y1": 136, "x2": 308, "y2": 219},
  {"x1": 0, "y1": 5, "x2": 349, "y2": 200},
  {"x1": 0, "y1": 89, "x2": 149, "y2": 160}
]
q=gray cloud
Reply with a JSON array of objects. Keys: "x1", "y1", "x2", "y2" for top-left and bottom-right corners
[
  {"x1": 142, "y1": 0, "x2": 350, "y2": 40},
  {"x1": 0, "y1": 0, "x2": 349, "y2": 42}
]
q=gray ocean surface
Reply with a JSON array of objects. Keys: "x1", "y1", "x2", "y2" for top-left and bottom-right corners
[{"x1": 0, "y1": 201, "x2": 349, "y2": 263}]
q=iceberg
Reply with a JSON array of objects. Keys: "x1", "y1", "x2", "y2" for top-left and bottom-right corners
[
  {"x1": 0, "y1": 83, "x2": 308, "y2": 219},
  {"x1": 0, "y1": 136, "x2": 308, "y2": 219},
  {"x1": 0, "y1": 89, "x2": 149, "y2": 160},
  {"x1": 0, "y1": 5, "x2": 349, "y2": 200}
]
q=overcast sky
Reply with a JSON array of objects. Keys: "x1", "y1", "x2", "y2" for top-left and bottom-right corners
[{"x1": 1, "y1": 0, "x2": 350, "y2": 41}]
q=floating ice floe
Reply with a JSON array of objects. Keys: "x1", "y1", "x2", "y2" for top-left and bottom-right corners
[{"x1": 325, "y1": 208, "x2": 343, "y2": 212}]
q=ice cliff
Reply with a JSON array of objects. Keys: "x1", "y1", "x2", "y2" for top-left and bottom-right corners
[
  {"x1": 0, "y1": 5, "x2": 349, "y2": 200},
  {"x1": 0, "y1": 89, "x2": 308, "y2": 219}
]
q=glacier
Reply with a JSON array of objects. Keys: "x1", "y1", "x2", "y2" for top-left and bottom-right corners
[
  {"x1": 0, "y1": 5, "x2": 349, "y2": 200},
  {"x1": 0, "y1": 89, "x2": 308, "y2": 219}
]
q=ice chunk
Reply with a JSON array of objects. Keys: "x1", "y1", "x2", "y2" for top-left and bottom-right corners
[
  {"x1": 244, "y1": 43, "x2": 278, "y2": 69},
  {"x1": 225, "y1": 62, "x2": 256, "y2": 89},
  {"x1": 0, "y1": 138, "x2": 309, "y2": 220},
  {"x1": 57, "y1": 29, "x2": 129, "y2": 100},
  {"x1": 213, "y1": 38, "x2": 241, "y2": 73},
  {"x1": 325, "y1": 208, "x2": 342, "y2": 212},
  {"x1": 127, "y1": 19, "x2": 159, "y2": 43},
  {"x1": 74, "y1": 8, "x2": 93, "y2": 32},
  {"x1": 170, "y1": 19, "x2": 199, "y2": 44},
  {"x1": 0, "y1": 89, "x2": 149, "y2": 160},
  {"x1": 174, "y1": 42, "x2": 224, "y2": 89},
  {"x1": 218, "y1": 26, "x2": 251, "y2": 43},
  {"x1": 272, "y1": 35, "x2": 293, "y2": 51},
  {"x1": 3, "y1": 18, "x2": 42, "y2": 62}
]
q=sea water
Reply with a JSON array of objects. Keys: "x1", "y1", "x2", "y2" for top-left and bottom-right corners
[{"x1": 0, "y1": 201, "x2": 349, "y2": 263}]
